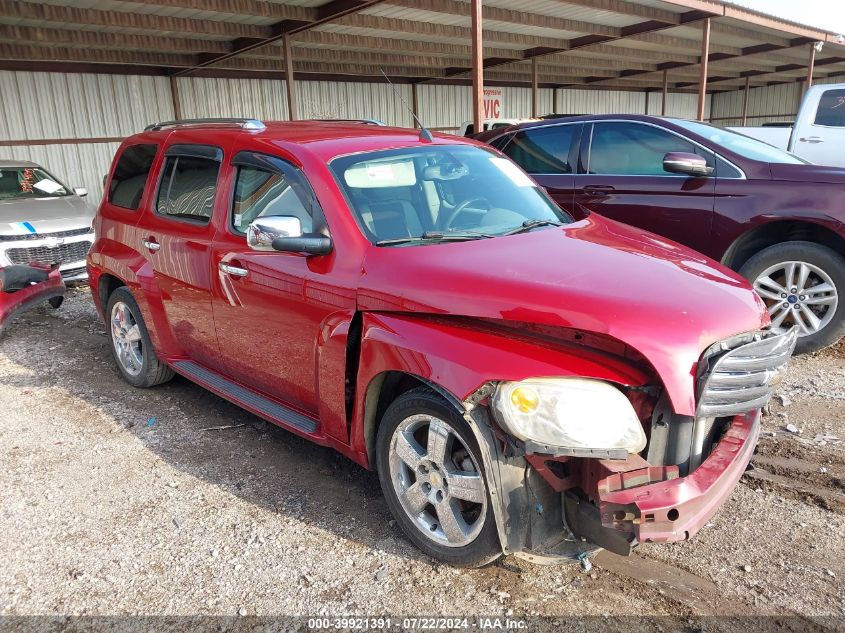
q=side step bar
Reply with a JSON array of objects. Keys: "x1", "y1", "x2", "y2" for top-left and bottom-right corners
[{"x1": 172, "y1": 360, "x2": 318, "y2": 435}]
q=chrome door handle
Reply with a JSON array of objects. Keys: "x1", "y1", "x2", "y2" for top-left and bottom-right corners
[
  {"x1": 799, "y1": 136, "x2": 824, "y2": 143},
  {"x1": 219, "y1": 262, "x2": 248, "y2": 277},
  {"x1": 142, "y1": 239, "x2": 161, "y2": 252}
]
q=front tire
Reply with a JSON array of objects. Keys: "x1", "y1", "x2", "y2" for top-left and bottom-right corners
[
  {"x1": 106, "y1": 286, "x2": 174, "y2": 388},
  {"x1": 740, "y1": 241, "x2": 844, "y2": 354},
  {"x1": 376, "y1": 388, "x2": 502, "y2": 567}
]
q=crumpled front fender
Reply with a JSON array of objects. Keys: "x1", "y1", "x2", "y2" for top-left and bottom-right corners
[{"x1": 0, "y1": 266, "x2": 65, "y2": 336}]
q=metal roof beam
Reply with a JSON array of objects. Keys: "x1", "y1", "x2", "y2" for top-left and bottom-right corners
[
  {"x1": 382, "y1": 0, "x2": 620, "y2": 37},
  {"x1": 0, "y1": 24, "x2": 231, "y2": 54},
  {"x1": 0, "y1": 0, "x2": 266, "y2": 39},
  {"x1": 175, "y1": 0, "x2": 385, "y2": 76}
]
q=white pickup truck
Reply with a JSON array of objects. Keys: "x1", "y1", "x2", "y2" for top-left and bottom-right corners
[{"x1": 730, "y1": 84, "x2": 845, "y2": 167}]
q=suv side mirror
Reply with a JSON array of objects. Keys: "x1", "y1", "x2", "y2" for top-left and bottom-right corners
[
  {"x1": 74, "y1": 187, "x2": 88, "y2": 197},
  {"x1": 247, "y1": 216, "x2": 332, "y2": 256},
  {"x1": 663, "y1": 152, "x2": 713, "y2": 177}
]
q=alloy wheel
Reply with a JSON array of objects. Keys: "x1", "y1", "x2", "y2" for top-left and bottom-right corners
[
  {"x1": 110, "y1": 301, "x2": 144, "y2": 376},
  {"x1": 387, "y1": 413, "x2": 487, "y2": 548},
  {"x1": 754, "y1": 260, "x2": 838, "y2": 337}
]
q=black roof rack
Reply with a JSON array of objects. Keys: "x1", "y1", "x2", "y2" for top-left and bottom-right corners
[
  {"x1": 144, "y1": 118, "x2": 266, "y2": 132},
  {"x1": 307, "y1": 118, "x2": 386, "y2": 126}
]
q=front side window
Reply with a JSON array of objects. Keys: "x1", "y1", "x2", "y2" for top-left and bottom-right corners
[
  {"x1": 813, "y1": 88, "x2": 845, "y2": 127},
  {"x1": 588, "y1": 122, "x2": 706, "y2": 176},
  {"x1": 231, "y1": 166, "x2": 313, "y2": 234},
  {"x1": 671, "y1": 118, "x2": 807, "y2": 165},
  {"x1": 503, "y1": 126, "x2": 577, "y2": 174},
  {"x1": 156, "y1": 154, "x2": 220, "y2": 224},
  {"x1": 330, "y1": 146, "x2": 570, "y2": 245},
  {"x1": 108, "y1": 144, "x2": 157, "y2": 209},
  {"x1": 0, "y1": 166, "x2": 69, "y2": 200}
]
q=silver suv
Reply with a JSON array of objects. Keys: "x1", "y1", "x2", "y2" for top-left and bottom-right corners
[{"x1": 0, "y1": 160, "x2": 95, "y2": 280}]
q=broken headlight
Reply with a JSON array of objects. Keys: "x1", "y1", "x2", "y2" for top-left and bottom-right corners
[{"x1": 491, "y1": 378, "x2": 647, "y2": 453}]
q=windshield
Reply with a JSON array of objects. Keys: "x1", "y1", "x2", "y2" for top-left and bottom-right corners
[
  {"x1": 670, "y1": 119, "x2": 807, "y2": 164},
  {"x1": 330, "y1": 146, "x2": 570, "y2": 246},
  {"x1": 0, "y1": 167, "x2": 70, "y2": 200}
]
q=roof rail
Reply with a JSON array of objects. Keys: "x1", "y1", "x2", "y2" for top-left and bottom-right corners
[
  {"x1": 144, "y1": 118, "x2": 266, "y2": 132},
  {"x1": 307, "y1": 118, "x2": 387, "y2": 126}
]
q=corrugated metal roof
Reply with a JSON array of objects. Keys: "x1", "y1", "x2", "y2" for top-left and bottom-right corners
[{"x1": 0, "y1": 0, "x2": 844, "y2": 95}]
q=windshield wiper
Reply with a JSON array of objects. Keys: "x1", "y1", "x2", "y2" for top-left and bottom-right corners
[
  {"x1": 504, "y1": 219, "x2": 563, "y2": 235},
  {"x1": 375, "y1": 230, "x2": 495, "y2": 247}
]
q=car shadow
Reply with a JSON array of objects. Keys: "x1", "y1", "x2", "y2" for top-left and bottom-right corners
[{"x1": 0, "y1": 290, "x2": 434, "y2": 567}]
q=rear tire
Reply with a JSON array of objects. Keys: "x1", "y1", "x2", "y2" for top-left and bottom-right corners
[
  {"x1": 106, "y1": 286, "x2": 174, "y2": 388},
  {"x1": 376, "y1": 388, "x2": 502, "y2": 567},
  {"x1": 740, "y1": 241, "x2": 844, "y2": 354}
]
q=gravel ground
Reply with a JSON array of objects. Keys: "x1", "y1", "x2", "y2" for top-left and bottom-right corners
[{"x1": 1, "y1": 286, "x2": 843, "y2": 625}]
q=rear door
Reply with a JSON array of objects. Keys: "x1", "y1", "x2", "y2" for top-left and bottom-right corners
[
  {"x1": 499, "y1": 123, "x2": 581, "y2": 216},
  {"x1": 135, "y1": 142, "x2": 225, "y2": 367},
  {"x1": 573, "y1": 121, "x2": 716, "y2": 254},
  {"x1": 793, "y1": 86, "x2": 845, "y2": 166}
]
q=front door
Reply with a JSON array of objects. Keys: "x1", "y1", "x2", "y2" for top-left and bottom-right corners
[
  {"x1": 210, "y1": 152, "x2": 356, "y2": 419},
  {"x1": 572, "y1": 121, "x2": 716, "y2": 254},
  {"x1": 136, "y1": 143, "x2": 224, "y2": 367}
]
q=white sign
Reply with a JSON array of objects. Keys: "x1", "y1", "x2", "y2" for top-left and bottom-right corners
[{"x1": 483, "y1": 87, "x2": 504, "y2": 119}]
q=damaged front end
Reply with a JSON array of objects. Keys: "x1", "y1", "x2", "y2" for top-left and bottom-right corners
[
  {"x1": 0, "y1": 265, "x2": 65, "y2": 336},
  {"x1": 463, "y1": 327, "x2": 797, "y2": 562}
]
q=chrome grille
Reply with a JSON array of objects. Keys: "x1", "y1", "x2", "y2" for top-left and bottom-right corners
[
  {"x1": 696, "y1": 328, "x2": 797, "y2": 417},
  {"x1": 7, "y1": 241, "x2": 92, "y2": 266},
  {"x1": 0, "y1": 227, "x2": 92, "y2": 242}
]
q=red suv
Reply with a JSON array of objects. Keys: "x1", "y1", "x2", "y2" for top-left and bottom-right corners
[{"x1": 88, "y1": 118, "x2": 796, "y2": 567}]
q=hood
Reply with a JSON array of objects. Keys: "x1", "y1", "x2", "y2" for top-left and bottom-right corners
[
  {"x1": 770, "y1": 162, "x2": 845, "y2": 184},
  {"x1": 0, "y1": 195, "x2": 94, "y2": 236},
  {"x1": 359, "y1": 215, "x2": 768, "y2": 417}
]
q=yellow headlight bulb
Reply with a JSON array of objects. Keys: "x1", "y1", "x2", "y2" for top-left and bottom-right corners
[{"x1": 510, "y1": 386, "x2": 540, "y2": 413}]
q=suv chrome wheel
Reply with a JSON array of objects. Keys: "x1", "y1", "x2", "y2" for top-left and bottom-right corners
[
  {"x1": 110, "y1": 301, "x2": 144, "y2": 376},
  {"x1": 387, "y1": 413, "x2": 487, "y2": 548},
  {"x1": 754, "y1": 261, "x2": 838, "y2": 336}
]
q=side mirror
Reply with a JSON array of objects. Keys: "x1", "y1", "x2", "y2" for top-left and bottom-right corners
[
  {"x1": 663, "y1": 152, "x2": 713, "y2": 177},
  {"x1": 74, "y1": 187, "x2": 88, "y2": 197},
  {"x1": 247, "y1": 216, "x2": 332, "y2": 256}
]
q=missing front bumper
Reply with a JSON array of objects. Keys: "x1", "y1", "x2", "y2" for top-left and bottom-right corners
[{"x1": 564, "y1": 410, "x2": 760, "y2": 550}]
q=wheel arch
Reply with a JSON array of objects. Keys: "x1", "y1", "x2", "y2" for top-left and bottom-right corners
[
  {"x1": 722, "y1": 219, "x2": 845, "y2": 272},
  {"x1": 98, "y1": 273, "x2": 126, "y2": 312},
  {"x1": 362, "y1": 370, "x2": 463, "y2": 469}
]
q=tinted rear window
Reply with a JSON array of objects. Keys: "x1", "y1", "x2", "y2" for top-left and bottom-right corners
[
  {"x1": 156, "y1": 155, "x2": 220, "y2": 224},
  {"x1": 814, "y1": 88, "x2": 845, "y2": 127},
  {"x1": 108, "y1": 144, "x2": 157, "y2": 210}
]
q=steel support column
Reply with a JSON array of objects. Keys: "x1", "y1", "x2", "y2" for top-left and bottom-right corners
[
  {"x1": 169, "y1": 75, "x2": 182, "y2": 120},
  {"x1": 531, "y1": 57, "x2": 538, "y2": 117},
  {"x1": 805, "y1": 42, "x2": 818, "y2": 92},
  {"x1": 471, "y1": 0, "x2": 483, "y2": 135},
  {"x1": 697, "y1": 17, "x2": 710, "y2": 121},
  {"x1": 661, "y1": 69, "x2": 668, "y2": 116},
  {"x1": 741, "y1": 75, "x2": 750, "y2": 125},
  {"x1": 284, "y1": 34, "x2": 297, "y2": 121}
]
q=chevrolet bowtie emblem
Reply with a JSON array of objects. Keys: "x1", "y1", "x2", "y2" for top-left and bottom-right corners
[{"x1": 43, "y1": 237, "x2": 64, "y2": 248}]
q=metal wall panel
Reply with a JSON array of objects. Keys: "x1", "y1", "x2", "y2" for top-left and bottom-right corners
[
  {"x1": 0, "y1": 71, "x2": 173, "y2": 140},
  {"x1": 296, "y1": 80, "x2": 415, "y2": 126},
  {"x1": 555, "y1": 88, "x2": 648, "y2": 115},
  {"x1": 176, "y1": 76, "x2": 290, "y2": 120},
  {"x1": 644, "y1": 91, "x2": 711, "y2": 119}
]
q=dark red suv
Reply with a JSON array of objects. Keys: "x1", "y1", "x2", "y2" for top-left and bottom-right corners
[
  {"x1": 477, "y1": 114, "x2": 845, "y2": 354},
  {"x1": 88, "y1": 118, "x2": 796, "y2": 567}
]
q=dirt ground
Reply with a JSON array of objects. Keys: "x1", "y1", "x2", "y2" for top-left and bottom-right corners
[{"x1": 1, "y1": 286, "x2": 843, "y2": 627}]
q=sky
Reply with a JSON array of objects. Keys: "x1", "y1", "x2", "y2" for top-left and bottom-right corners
[{"x1": 725, "y1": 0, "x2": 845, "y2": 36}]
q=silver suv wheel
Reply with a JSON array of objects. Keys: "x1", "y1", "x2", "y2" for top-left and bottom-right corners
[
  {"x1": 110, "y1": 301, "x2": 144, "y2": 376},
  {"x1": 754, "y1": 260, "x2": 838, "y2": 336},
  {"x1": 387, "y1": 413, "x2": 487, "y2": 548}
]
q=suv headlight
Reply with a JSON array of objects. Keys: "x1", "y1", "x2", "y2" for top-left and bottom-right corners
[{"x1": 491, "y1": 378, "x2": 647, "y2": 453}]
